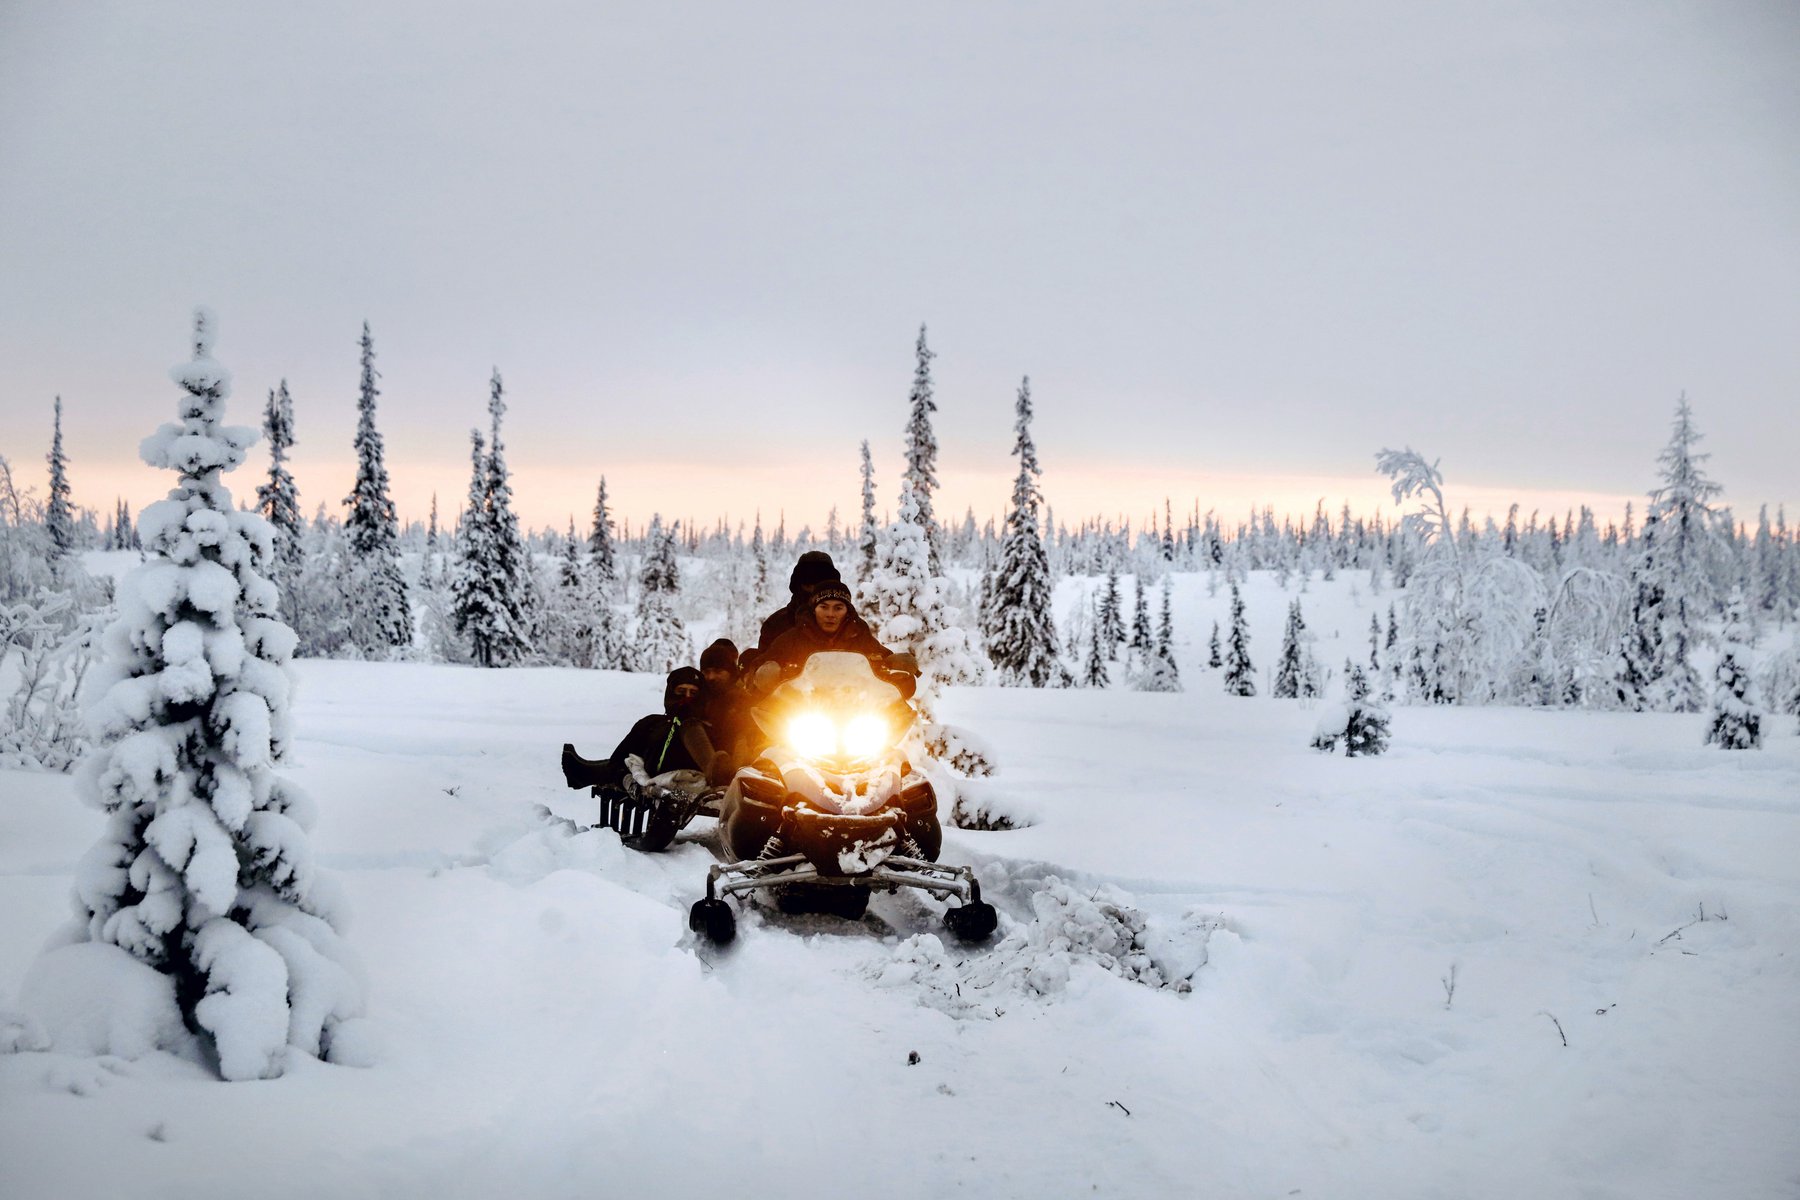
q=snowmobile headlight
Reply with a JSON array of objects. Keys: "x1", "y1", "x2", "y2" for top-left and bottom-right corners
[
  {"x1": 841, "y1": 713, "x2": 889, "y2": 759},
  {"x1": 786, "y1": 710, "x2": 837, "y2": 759}
]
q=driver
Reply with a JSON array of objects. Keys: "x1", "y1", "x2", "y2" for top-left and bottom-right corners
[{"x1": 751, "y1": 580, "x2": 916, "y2": 699}]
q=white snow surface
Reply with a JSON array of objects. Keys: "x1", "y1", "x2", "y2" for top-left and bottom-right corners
[{"x1": 2, "y1": 573, "x2": 1799, "y2": 1198}]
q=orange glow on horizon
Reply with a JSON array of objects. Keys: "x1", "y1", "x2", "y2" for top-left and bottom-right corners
[{"x1": 60, "y1": 451, "x2": 1689, "y2": 541}]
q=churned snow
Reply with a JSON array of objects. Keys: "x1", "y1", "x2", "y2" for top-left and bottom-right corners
[{"x1": 2, "y1": 571, "x2": 1798, "y2": 1198}]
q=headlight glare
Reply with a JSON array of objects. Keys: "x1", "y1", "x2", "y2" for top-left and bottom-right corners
[
  {"x1": 841, "y1": 714, "x2": 889, "y2": 758},
  {"x1": 786, "y1": 711, "x2": 837, "y2": 758}
]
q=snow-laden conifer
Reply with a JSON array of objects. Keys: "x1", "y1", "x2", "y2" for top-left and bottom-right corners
[
  {"x1": 1312, "y1": 663, "x2": 1390, "y2": 757},
  {"x1": 985, "y1": 377, "x2": 1062, "y2": 687},
  {"x1": 1082, "y1": 601, "x2": 1110, "y2": 689},
  {"x1": 254, "y1": 380, "x2": 302, "y2": 616},
  {"x1": 68, "y1": 309, "x2": 366, "y2": 1080},
  {"x1": 1136, "y1": 574, "x2": 1181, "y2": 692},
  {"x1": 858, "y1": 479, "x2": 987, "y2": 723},
  {"x1": 632, "y1": 514, "x2": 690, "y2": 673},
  {"x1": 449, "y1": 374, "x2": 536, "y2": 667},
  {"x1": 1704, "y1": 589, "x2": 1761, "y2": 749},
  {"x1": 1273, "y1": 599, "x2": 1306, "y2": 699},
  {"x1": 1207, "y1": 620, "x2": 1222, "y2": 669},
  {"x1": 46, "y1": 396, "x2": 74, "y2": 561},
  {"x1": 901, "y1": 325, "x2": 942, "y2": 572},
  {"x1": 858, "y1": 440, "x2": 878, "y2": 587},
  {"x1": 1223, "y1": 583, "x2": 1255, "y2": 697},
  {"x1": 341, "y1": 323, "x2": 410, "y2": 654},
  {"x1": 1097, "y1": 569, "x2": 1124, "y2": 651},
  {"x1": 1129, "y1": 574, "x2": 1152, "y2": 655},
  {"x1": 589, "y1": 478, "x2": 617, "y2": 586}
]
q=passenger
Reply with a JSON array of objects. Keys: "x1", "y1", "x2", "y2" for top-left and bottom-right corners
[
  {"x1": 740, "y1": 550, "x2": 842, "y2": 673},
  {"x1": 559, "y1": 666, "x2": 731, "y2": 850},
  {"x1": 751, "y1": 580, "x2": 916, "y2": 699},
  {"x1": 561, "y1": 666, "x2": 729, "y2": 791},
  {"x1": 698, "y1": 638, "x2": 756, "y2": 770}
]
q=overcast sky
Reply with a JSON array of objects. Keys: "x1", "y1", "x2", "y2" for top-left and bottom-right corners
[{"x1": 2, "y1": 0, "x2": 1796, "y2": 535}]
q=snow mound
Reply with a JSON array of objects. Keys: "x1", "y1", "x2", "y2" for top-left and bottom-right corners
[
  {"x1": 18, "y1": 942, "x2": 192, "y2": 1059},
  {"x1": 0, "y1": 1006, "x2": 49, "y2": 1054},
  {"x1": 868, "y1": 876, "x2": 1223, "y2": 1017},
  {"x1": 948, "y1": 778, "x2": 1038, "y2": 830}
]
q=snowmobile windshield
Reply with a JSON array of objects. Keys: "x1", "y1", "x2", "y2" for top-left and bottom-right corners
[{"x1": 759, "y1": 651, "x2": 906, "y2": 766}]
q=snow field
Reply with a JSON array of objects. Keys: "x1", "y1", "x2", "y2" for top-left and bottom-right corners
[{"x1": 3, "y1": 570, "x2": 1799, "y2": 1198}]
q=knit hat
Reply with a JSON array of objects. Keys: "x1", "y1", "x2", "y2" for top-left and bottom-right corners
[
  {"x1": 663, "y1": 666, "x2": 704, "y2": 715},
  {"x1": 788, "y1": 550, "x2": 841, "y2": 597},
  {"x1": 809, "y1": 580, "x2": 853, "y2": 609},
  {"x1": 700, "y1": 638, "x2": 739, "y2": 673}
]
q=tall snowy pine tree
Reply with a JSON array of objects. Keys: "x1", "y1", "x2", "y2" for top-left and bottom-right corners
[
  {"x1": 985, "y1": 377, "x2": 1062, "y2": 687},
  {"x1": 902, "y1": 325, "x2": 943, "y2": 573},
  {"x1": 255, "y1": 380, "x2": 303, "y2": 618},
  {"x1": 450, "y1": 373, "x2": 536, "y2": 667},
  {"x1": 46, "y1": 395, "x2": 74, "y2": 562},
  {"x1": 1223, "y1": 584, "x2": 1255, "y2": 696},
  {"x1": 858, "y1": 439, "x2": 878, "y2": 587},
  {"x1": 69, "y1": 309, "x2": 367, "y2": 1080},
  {"x1": 589, "y1": 477, "x2": 617, "y2": 586},
  {"x1": 342, "y1": 323, "x2": 411, "y2": 654},
  {"x1": 1273, "y1": 599, "x2": 1306, "y2": 699}
]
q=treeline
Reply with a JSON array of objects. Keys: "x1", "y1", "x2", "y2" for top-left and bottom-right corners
[{"x1": 7, "y1": 320, "x2": 1800, "y2": 776}]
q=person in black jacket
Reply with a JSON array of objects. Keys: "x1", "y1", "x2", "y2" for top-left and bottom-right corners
[
  {"x1": 698, "y1": 638, "x2": 756, "y2": 772},
  {"x1": 558, "y1": 667, "x2": 732, "y2": 850},
  {"x1": 740, "y1": 550, "x2": 842, "y2": 673},
  {"x1": 751, "y1": 580, "x2": 916, "y2": 699}
]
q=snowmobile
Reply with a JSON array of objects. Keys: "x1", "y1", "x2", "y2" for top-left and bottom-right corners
[
  {"x1": 560, "y1": 652, "x2": 996, "y2": 946},
  {"x1": 686, "y1": 651, "x2": 996, "y2": 947}
]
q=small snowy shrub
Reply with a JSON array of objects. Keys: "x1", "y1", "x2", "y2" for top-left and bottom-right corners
[
  {"x1": 948, "y1": 778, "x2": 1034, "y2": 831},
  {"x1": 53, "y1": 310, "x2": 366, "y2": 1080},
  {"x1": 1, "y1": 593, "x2": 102, "y2": 771},
  {"x1": 1704, "y1": 591, "x2": 1762, "y2": 750},
  {"x1": 1312, "y1": 664, "x2": 1391, "y2": 757}
]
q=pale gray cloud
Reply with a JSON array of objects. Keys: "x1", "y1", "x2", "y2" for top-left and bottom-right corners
[{"x1": 3, "y1": 0, "x2": 1796, "y2": 529}]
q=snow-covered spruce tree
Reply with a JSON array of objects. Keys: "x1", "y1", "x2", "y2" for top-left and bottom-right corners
[
  {"x1": 1368, "y1": 612, "x2": 1382, "y2": 672},
  {"x1": 1648, "y1": 396, "x2": 1724, "y2": 620},
  {"x1": 1136, "y1": 574, "x2": 1181, "y2": 693},
  {"x1": 985, "y1": 377, "x2": 1062, "y2": 687},
  {"x1": 451, "y1": 432, "x2": 501, "y2": 664},
  {"x1": 1273, "y1": 599, "x2": 1306, "y2": 699},
  {"x1": 1223, "y1": 583, "x2": 1255, "y2": 696},
  {"x1": 859, "y1": 480, "x2": 988, "y2": 768},
  {"x1": 901, "y1": 324, "x2": 943, "y2": 573},
  {"x1": 1311, "y1": 663, "x2": 1390, "y2": 757},
  {"x1": 1097, "y1": 568, "x2": 1125, "y2": 652},
  {"x1": 1129, "y1": 573, "x2": 1152, "y2": 655},
  {"x1": 589, "y1": 477, "x2": 617, "y2": 586},
  {"x1": 450, "y1": 375, "x2": 536, "y2": 667},
  {"x1": 481, "y1": 370, "x2": 538, "y2": 650},
  {"x1": 290, "y1": 506, "x2": 351, "y2": 657},
  {"x1": 1704, "y1": 589, "x2": 1762, "y2": 749},
  {"x1": 1082, "y1": 601, "x2": 1110, "y2": 688},
  {"x1": 254, "y1": 380, "x2": 303, "y2": 618},
  {"x1": 1207, "y1": 620, "x2": 1222, "y2": 669},
  {"x1": 538, "y1": 517, "x2": 598, "y2": 667},
  {"x1": 341, "y1": 323, "x2": 410, "y2": 654},
  {"x1": 632, "y1": 514, "x2": 690, "y2": 673},
  {"x1": 46, "y1": 395, "x2": 75, "y2": 562},
  {"x1": 69, "y1": 309, "x2": 366, "y2": 1080},
  {"x1": 857, "y1": 439, "x2": 878, "y2": 587}
]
